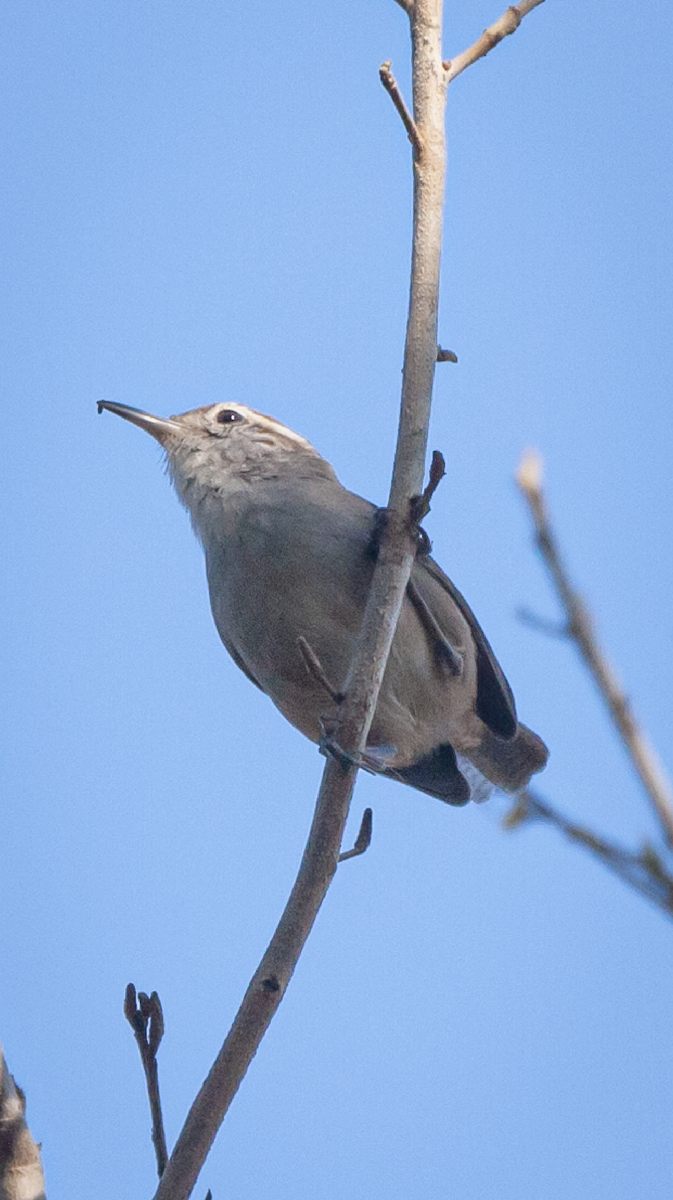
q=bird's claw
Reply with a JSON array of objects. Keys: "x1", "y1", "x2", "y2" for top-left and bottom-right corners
[
  {"x1": 318, "y1": 718, "x2": 377, "y2": 775},
  {"x1": 319, "y1": 738, "x2": 377, "y2": 775}
]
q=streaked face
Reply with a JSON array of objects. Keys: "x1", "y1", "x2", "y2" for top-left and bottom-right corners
[{"x1": 99, "y1": 400, "x2": 322, "y2": 507}]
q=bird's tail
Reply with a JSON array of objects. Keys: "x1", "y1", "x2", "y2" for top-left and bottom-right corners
[
  {"x1": 468, "y1": 723, "x2": 549, "y2": 793},
  {"x1": 380, "y1": 724, "x2": 548, "y2": 806}
]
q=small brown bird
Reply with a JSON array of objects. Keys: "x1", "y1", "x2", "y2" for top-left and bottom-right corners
[{"x1": 99, "y1": 400, "x2": 548, "y2": 805}]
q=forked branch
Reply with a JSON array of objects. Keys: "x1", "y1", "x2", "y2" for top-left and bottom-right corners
[{"x1": 125, "y1": 985, "x2": 168, "y2": 1178}]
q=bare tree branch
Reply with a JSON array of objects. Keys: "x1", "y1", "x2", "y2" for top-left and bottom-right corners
[
  {"x1": 124, "y1": 985, "x2": 168, "y2": 1178},
  {"x1": 379, "y1": 62, "x2": 423, "y2": 156},
  {"x1": 443, "y1": 0, "x2": 545, "y2": 85},
  {"x1": 409, "y1": 449, "x2": 445, "y2": 525},
  {"x1": 516, "y1": 605, "x2": 570, "y2": 641},
  {"x1": 506, "y1": 790, "x2": 673, "y2": 918},
  {"x1": 516, "y1": 449, "x2": 673, "y2": 850},
  {"x1": 153, "y1": 3, "x2": 448, "y2": 1197},
  {"x1": 339, "y1": 808, "x2": 374, "y2": 862},
  {"x1": 0, "y1": 1043, "x2": 45, "y2": 1200}
]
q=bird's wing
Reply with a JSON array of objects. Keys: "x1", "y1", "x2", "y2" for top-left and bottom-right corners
[
  {"x1": 413, "y1": 555, "x2": 518, "y2": 739},
  {"x1": 225, "y1": 639, "x2": 266, "y2": 692}
]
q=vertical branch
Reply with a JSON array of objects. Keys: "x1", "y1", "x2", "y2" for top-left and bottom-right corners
[
  {"x1": 124, "y1": 986, "x2": 168, "y2": 1178},
  {"x1": 153, "y1": 4, "x2": 448, "y2": 1199},
  {"x1": 390, "y1": 0, "x2": 446, "y2": 509}
]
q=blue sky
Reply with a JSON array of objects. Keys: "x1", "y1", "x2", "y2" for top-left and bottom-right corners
[{"x1": 2, "y1": 1, "x2": 672, "y2": 1196}]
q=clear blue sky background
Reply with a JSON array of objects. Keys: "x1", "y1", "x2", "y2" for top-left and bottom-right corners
[{"x1": 2, "y1": 1, "x2": 672, "y2": 1197}]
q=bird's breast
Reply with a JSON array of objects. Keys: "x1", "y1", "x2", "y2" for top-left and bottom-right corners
[{"x1": 202, "y1": 480, "x2": 375, "y2": 708}]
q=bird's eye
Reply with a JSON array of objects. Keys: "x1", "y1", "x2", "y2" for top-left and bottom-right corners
[{"x1": 217, "y1": 408, "x2": 243, "y2": 425}]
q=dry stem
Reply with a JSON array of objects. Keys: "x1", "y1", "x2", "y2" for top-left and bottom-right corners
[
  {"x1": 125, "y1": 985, "x2": 168, "y2": 1178},
  {"x1": 516, "y1": 450, "x2": 673, "y2": 850},
  {"x1": 506, "y1": 790, "x2": 673, "y2": 917},
  {"x1": 339, "y1": 808, "x2": 374, "y2": 862},
  {"x1": 379, "y1": 62, "x2": 423, "y2": 156},
  {"x1": 152, "y1": 3, "x2": 447, "y2": 1198}
]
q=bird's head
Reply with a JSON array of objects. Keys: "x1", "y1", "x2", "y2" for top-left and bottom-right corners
[{"x1": 98, "y1": 400, "x2": 326, "y2": 509}]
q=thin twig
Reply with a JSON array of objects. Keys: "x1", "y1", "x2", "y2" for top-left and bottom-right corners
[
  {"x1": 124, "y1": 984, "x2": 168, "y2": 1178},
  {"x1": 297, "y1": 637, "x2": 345, "y2": 705},
  {"x1": 339, "y1": 808, "x2": 374, "y2": 862},
  {"x1": 516, "y1": 449, "x2": 673, "y2": 850},
  {"x1": 0, "y1": 1041, "x2": 46, "y2": 1200},
  {"x1": 505, "y1": 790, "x2": 673, "y2": 917},
  {"x1": 443, "y1": 0, "x2": 545, "y2": 85},
  {"x1": 153, "y1": 4, "x2": 448, "y2": 1198},
  {"x1": 410, "y1": 449, "x2": 445, "y2": 525},
  {"x1": 379, "y1": 62, "x2": 423, "y2": 157},
  {"x1": 515, "y1": 606, "x2": 570, "y2": 641}
]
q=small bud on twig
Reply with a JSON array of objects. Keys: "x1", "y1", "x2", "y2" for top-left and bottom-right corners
[{"x1": 339, "y1": 808, "x2": 373, "y2": 862}]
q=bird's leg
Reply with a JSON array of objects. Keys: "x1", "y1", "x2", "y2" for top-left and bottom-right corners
[
  {"x1": 318, "y1": 716, "x2": 377, "y2": 775},
  {"x1": 297, "y1": 640, "x2": 376, "y2": 773},
  {"x1": 297, "y1": 636, "x2": 345, "y2": 705},
  {"x1": 319, "y1": 720, "x2": 395, "y2": 775},
  {"x1": 406, "y1": 579, "x2": 463, "y2": 676}
]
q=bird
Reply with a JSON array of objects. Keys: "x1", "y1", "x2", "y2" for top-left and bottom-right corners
[{"x1": 99, "y1": 399, "x2": 548, "y2": 805}]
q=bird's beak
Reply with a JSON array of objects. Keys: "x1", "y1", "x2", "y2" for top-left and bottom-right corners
[{"x1": 97, "y1": 401, "x2": 181, "y2": 444}]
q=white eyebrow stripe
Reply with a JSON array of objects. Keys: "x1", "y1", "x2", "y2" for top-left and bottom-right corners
[{"x1": 252, "y1": 411, "x2": 313, "y2": 449}]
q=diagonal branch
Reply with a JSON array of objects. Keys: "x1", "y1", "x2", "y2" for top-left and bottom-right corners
[
  {"x1": 379, "y1": 62, "x2": 423, "y2": 156},
  {"x1": 443, "y1": 0, "x2": 545, "y2": 85},
  {"x1": 153, "y1": 3, "x2": 448, "y2": 1198},
  {"x1": 506, "y1": 789, "x2": 673, "y2": 918},
  {"x1": 516, "y1": 449, "x2": 673, "y2": 850},
  {"x1": 516, "y1": 605, "x2": 570, "y2": 641}
]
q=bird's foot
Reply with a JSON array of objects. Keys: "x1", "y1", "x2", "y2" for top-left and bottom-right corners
[
  {"x1": 319, "y1": 736, "x2": 377, "y2": 775},
  {"x1": 318, "y1": 717, "x2": 378, "y2": 775},
  {"x1": 369, "y1": 507, "x2": 431, "y2": 559}
]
